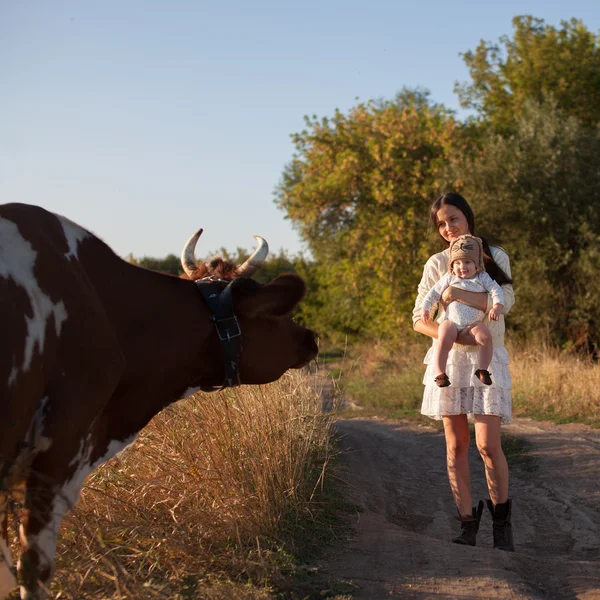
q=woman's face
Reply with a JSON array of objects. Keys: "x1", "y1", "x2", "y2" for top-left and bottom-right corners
[{"x1": 435, "y1": 204, "x2": 470, "y2": 243}]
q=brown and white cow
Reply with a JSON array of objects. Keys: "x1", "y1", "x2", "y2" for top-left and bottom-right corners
[{"x1": 0, "y1": 203, "x2": 318, "y2": 599}]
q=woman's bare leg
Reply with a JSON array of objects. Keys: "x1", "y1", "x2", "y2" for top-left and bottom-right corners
[
  {"x1": 470, "y1": 323, "x2": 493, "y2": 370},
  {"x1": 433, "y1": 320, "x2": 458, "y2": 375},
  {"x1": 474, "y1": 415, "x2": 509, "y2": 504},
  {"x1": 442, "y1": 415, "x2": 472, "y2": 516}
]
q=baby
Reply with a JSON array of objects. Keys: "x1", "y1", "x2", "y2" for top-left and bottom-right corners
[{"x1": 421, "y1": 234, "x2": 504, "y2": 387}]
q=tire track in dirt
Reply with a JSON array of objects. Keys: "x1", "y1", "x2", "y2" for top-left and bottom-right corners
[{"x1": 309, "y1": 370, "x2": 600, "y2": 599}]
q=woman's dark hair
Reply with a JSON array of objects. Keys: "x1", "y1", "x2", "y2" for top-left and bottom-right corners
[
  {"x1": 430, "y1": 192, "x2": 475, "y2": 237},
  {"x1": 430, "y1": 193, "x2": 513, "y2": 286}
]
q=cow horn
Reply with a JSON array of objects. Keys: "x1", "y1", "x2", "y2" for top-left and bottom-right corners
[
  {"x1": 180, "y1": 228, "x2": 203, "y2": 278},
  {"x1": 236, "y1": 236, "x2": 269, "y2": 277}
]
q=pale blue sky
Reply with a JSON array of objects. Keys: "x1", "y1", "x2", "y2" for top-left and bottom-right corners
[{"x1": 2, "y1": 1, "x2": 599, "y2": 259}]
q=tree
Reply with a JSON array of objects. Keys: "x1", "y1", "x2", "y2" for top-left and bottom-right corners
[
  {"x1": 444, "y1": 99, "x2": 600, "y2": 349},
  {"x1": 246, "y1": 249, "x2": 298, "y2": 285},
  {"x1": 128, "y1": 248, "x2": 300, "y2": 285},
  {"x1": 456, "y1": 16, "x2": 600, "y2": 131},
  {"x1": 128, "y1": 254, "x2": 182, "y2": 275},
  {"x1": 276, "y1": 89, "x2": 463, "y2": 341}
]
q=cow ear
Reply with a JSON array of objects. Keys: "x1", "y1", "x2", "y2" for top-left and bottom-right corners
[{"x1": 234, "y1": 273, "x2": 306, "y2": 319}]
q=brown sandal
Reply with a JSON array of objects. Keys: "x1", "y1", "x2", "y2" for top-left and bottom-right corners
[
  {"x1": 475, "y1": 369, "x2": 493, "y2": 385},
  {"x1": 434, "y1": 373, "x2": 451, "y2": 387}
]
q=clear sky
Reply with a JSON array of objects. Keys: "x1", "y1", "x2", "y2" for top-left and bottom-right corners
[{"x1": 2, "y1": 1, "x2": 599, "y2": 260}]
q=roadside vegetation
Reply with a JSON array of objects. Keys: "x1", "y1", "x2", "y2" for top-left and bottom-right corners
[
  {"x1": 333, "y1": 339, "x2": 600, "y2": 429},
  {"x1": 45, "y1": 371, "x2": 341, "y2": 599},
  {"x1": 508, "y1": 340, "x2": 600, "y2": 426}
]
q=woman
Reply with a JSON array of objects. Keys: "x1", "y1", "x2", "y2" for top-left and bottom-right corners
[{"x1": 412, "y1": 192, "x2": 515, "y2": 551}]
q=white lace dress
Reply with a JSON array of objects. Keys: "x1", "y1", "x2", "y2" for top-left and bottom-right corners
[{"x1": 413, "y1": 247, "x2": 515, "y2": 424}]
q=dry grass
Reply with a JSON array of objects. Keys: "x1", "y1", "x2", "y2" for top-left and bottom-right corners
[
  {"x1": 338, "y1": 340, "x2": 431, "y2": 420},
  {"x1": 508, "y1": 341, "x2": 600, "y2": 426},
  {"x1": 42, "y1": 370, "x2": 334, "y2": 599},
  {"x1": 336, "y1": 338, "x2": 600, "y2": 427}
]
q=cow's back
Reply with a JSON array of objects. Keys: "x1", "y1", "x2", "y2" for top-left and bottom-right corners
[{"x1": 0, "y1": 203, "x2": 125, "y2": 481}]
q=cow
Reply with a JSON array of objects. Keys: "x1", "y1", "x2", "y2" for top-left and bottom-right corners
[{"x1": 0, "y1": 203, "x2": 318, "y2": 599}]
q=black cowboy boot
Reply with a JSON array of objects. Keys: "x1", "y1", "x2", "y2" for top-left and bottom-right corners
[
  {"x1": 452, "y1": 500, "x2": 484, "y2": 546},
  {"x1": 486, "y1": 499, "x2": 515, "y2": 552}
]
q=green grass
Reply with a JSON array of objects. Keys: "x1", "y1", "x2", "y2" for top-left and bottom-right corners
[
  {"x1": 327, "y1": 367, "x2": 344, "y2": 380},
  {"x1": 335, "y1": 341, "x2": 600, "y2": 429},
  {"x1": 513, "y1": 391, "x2": 600, "y2": 428},
  {"x1": 316, "y1": 347, "x2": 347, "y2": 365},
  {"x1": 500, "y1": 433, "x2": 538, "y2": 472},
  {"x1": 273, "y1": 453, "x2": 360, "y2": 600},
  {"x1": 341, "y1": 365, "x2": 425, "y2": 419}
]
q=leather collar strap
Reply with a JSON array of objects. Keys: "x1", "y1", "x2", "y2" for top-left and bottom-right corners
[{"x1": 195, "y1": 278, "x2": 242, "y2": 389}]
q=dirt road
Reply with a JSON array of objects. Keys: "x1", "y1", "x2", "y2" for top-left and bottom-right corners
[{"x1": 312, "y1": 401, "x2": 600, "y2": 598}]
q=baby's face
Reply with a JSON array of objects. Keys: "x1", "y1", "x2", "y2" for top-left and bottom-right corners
[{"x1": 452, "y1": 259, "x2": 476, "y2": 278}]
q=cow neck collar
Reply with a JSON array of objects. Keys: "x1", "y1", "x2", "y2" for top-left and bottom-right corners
[{"x1": 195, "y1": 277, "x2": 242, "y2": 391}]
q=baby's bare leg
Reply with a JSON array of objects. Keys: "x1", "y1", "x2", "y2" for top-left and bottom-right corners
[
  {"x1": 470, "y1": 323, "x2": 493, "y2": 370},
  {"x1": 434, "y1": 320, "x2": 458, "y2": 375}
]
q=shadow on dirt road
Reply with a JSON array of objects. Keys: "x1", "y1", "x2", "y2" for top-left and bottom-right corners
[{"x1": 313, "y1": 416, "x2": 600, "y2": 599}]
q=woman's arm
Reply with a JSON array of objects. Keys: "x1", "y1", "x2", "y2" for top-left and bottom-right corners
[
  {"x1": 413, "y1": 318, "x2": 439, "y2": 338},
  {"x1": 413, "y1": 317, "x2": 478, "y2": 346},
  {"x1": 441, "y1": 286, "x2": 488, "y2": 311}
]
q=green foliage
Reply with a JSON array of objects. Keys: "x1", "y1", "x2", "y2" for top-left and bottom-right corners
[
  {"x1": 206, "y1": 246, "x2": 299, "y2": 284},
  {"x1": 276, "y1": 89, "x2": 464, "y2": 342},
  {"x1": 444, "y1": 99, "x2": 600, "y2": 348},
  {"x1": 128, "y1": 253, "x2": 182, "y2": 275},
  {"x1": 128, "y1": 248, "x2": 299, "y2": 283},
  {"x1": 343, "y1": 364, "x2": 426, "y2": 420},
  {"x1": 456, "y1": 15, "x2": 600, "y2": 131},
  {"x1": 247, "y1": 250, "x2": 298, "y2": 285},
  {"x1": 339, "y1": 339, "x2": 600, "y2": 428}
]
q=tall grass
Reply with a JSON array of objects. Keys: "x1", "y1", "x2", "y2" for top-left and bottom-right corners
[
  {"x1": 340, "y1": 340, "x2": 431, "y2": 421},
  {"x1": 43, "y1": 370, "x2": 334, "y2": 599},
  {"x1": 339, "y1": 339, "x2": 600, "y2": 427},
  {"x1": 508, "y1": 340, "x2": 600, "y2": 426}
]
